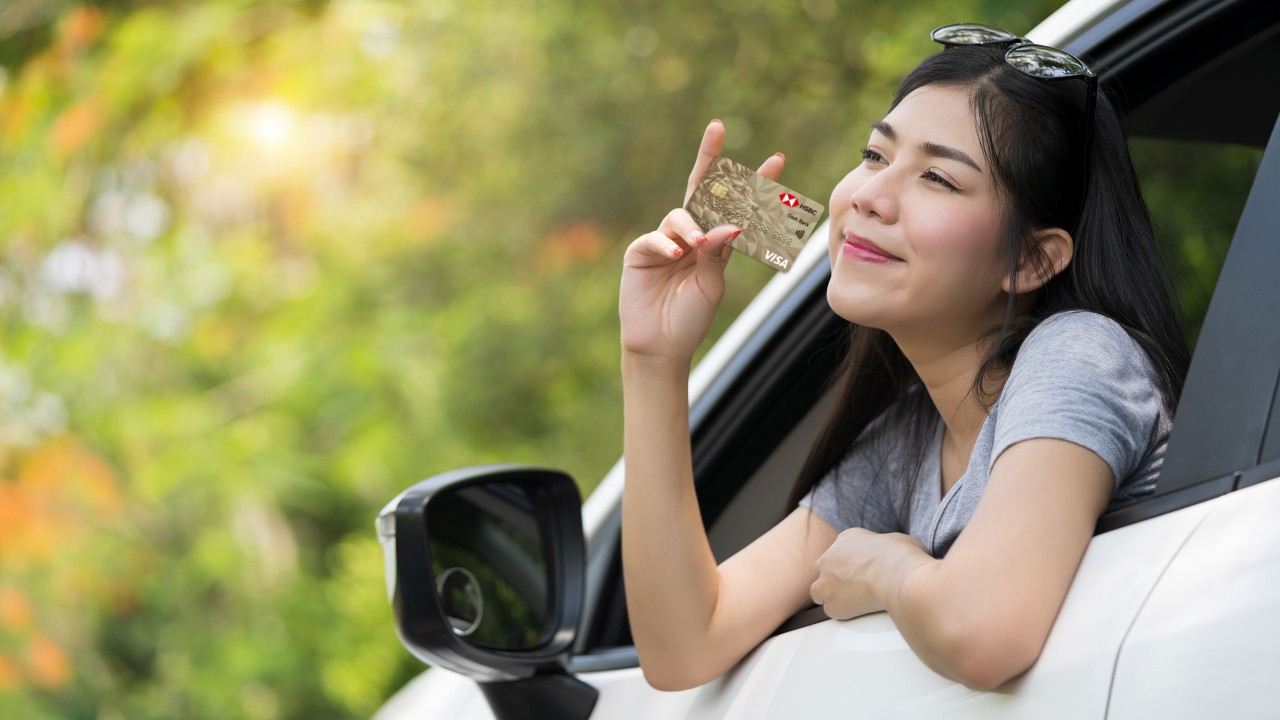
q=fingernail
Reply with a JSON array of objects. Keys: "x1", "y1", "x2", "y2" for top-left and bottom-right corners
[
  {"x1": 693, "y1": 233, "x2": 707, "y2": 246},
  {"x1": 775, "y1": 152, "x2": 785, "y2": 159},
  {"x1": 710, "y1": 119, "x2": 721, "y2": 125},
  {"x1": 729, "y1": 228, "x2": 742, "y2": 239},
  {"x1": 673, "y1": 247, "x2": 684, "y2": 257}
]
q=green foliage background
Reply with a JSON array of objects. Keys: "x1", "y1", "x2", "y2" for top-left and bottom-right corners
[{"x1": 0, "y1": 0, "x2": 1253, "y2": 718}]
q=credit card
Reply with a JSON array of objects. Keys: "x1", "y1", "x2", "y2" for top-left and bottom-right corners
[{"x1": 684, "y1": 156, "x2": 826, "y2": 272}]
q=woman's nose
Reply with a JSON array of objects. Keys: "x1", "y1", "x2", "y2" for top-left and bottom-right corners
[{"x1": 848, "y1": 167, "x2": 899, "y2": 224}]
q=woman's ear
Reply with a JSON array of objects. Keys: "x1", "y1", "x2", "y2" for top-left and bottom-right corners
[{"x1": 1002, "y1": 227, "x2": 1074, "y2": 295}]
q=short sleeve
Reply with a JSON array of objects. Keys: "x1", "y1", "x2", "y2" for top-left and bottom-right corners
[
  {"x1": 989, "y1": 311, "x2": 1165, "y2": 493},
  {"x1": 797, "y1": 396, "x2": 914, "y2": 535},
  {"x1": 798, "y1": 458, "x2": 901, "y2": 534},
  {"x1": 797, "y1": 470, "x2": 845, "y2": 530}
]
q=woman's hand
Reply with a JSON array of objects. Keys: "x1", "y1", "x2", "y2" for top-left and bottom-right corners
[
  {"x1": 619, "y1": 120, "x2": 786, "y2": 364},
  {"x1": 810, "y1": 528, "x2": 933, "y2": 621}
]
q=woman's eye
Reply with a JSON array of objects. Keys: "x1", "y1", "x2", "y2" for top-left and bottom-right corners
[
  {"x1": 923, "y1": 169, "x2": 959, "y2": 193},
  {"x1": 859, "y1": 147, "x2": 884, "y2": 164}
]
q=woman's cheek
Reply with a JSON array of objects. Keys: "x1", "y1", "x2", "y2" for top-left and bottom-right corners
[
  {"x1": 916, "y1": 207, "x2": 1003, "y2": 302},
  {"x1": 827, "y1": 173, "x2": 858, "y2": 256},
  {"x1": 918, "y1": 206, "x2": 993, "y2": 259}
]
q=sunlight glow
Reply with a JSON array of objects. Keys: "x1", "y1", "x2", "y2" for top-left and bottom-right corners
[{"x1": 247, "y1": 100, "x2": 294, "y2": 149}]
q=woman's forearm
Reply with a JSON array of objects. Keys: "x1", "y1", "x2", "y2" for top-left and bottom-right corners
[
  {"x1": 620, "y1": 352, "x2": 724, "y2": 685},
  {"x1": 872, "y1": 556, "x2": 962, "y2": 681},
  {"x1": 876, "y1": 556, "x2": 1040, "y2": 690}
]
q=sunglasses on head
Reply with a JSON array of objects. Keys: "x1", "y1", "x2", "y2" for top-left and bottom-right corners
[{"x1": 931, "y1": 23, "x2": 1098, "y2": 230}]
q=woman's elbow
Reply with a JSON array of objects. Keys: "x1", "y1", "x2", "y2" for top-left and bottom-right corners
[
  {"x1": 950, "y1": 651, "x2": 1036, "y2": 692},
  {"x1": 945, "y1": 626, "x2": 1045, "y2": 691},
  {"x1": 641, "y1": 666, "x2": 724, "y2": 693},
  {"x1": 637, "y1": 650, "x2": 721, "y2": 692},
  {"x1": 642, "y1": 666, "x2": 698, "y2": 692}
]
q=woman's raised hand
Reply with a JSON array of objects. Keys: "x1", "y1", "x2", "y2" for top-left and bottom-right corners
[{"x1": 619, "y1": 120, "x2": 786, "y2": 365}]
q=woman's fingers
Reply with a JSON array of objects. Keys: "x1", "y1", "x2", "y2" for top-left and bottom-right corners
[
  {"x1": 683, "y1": 119, "x2": 725, "y2": 206},
  {"x1": 809, "y1": 576, "x2": 825, "y2": 606},
  {"x1": 623, "y1": 229, "x2": 689, "y2": 267},
  {"x1": 626, "y1": 212, "x2": 736, "y2": 268},
  {"x1": 696, "y1": 223, "x2": 740, "y2": 258},
  {"x1": 757, "y1": 151, "x2": 786, "y2": 182},
  {"x1": 693, "y1": 223, "x2": 738, "y2": 298},
  {"x1": 658, "y1": 207, "x2": 712, "y2": 249}
]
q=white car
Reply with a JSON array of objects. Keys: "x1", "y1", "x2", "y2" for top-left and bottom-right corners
[{"x1": 374, "y1": 0, "x2": 1280, "y2": 716}]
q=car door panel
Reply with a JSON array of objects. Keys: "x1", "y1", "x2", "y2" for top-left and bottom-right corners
[
  {"x1": 1108, "y1": 477, "x2": 1280, "y2": 718},
  {"x1": 691, "y1": 501, "x2": 1208, "y2": 719},
  {"x1": 587, "y1": 496, "x2": 1206, "y2": 719},
  {"x1": 372, "y1": 665, "x2": 490, "y2": 720}
]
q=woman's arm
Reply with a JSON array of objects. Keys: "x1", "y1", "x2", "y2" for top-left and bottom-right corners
[
  {"x1": 621, "y1": 376, "x2": 835, "y2": 689},
  {"x1": 821, "y1": 436, "x2": 1113, "y2": 690},
  {"x1": 619, "y1": 121, "x2": 833, "y2": 690}
]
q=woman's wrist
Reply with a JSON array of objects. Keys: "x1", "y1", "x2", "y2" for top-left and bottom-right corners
[
  {"x1": 621, "y1": 350, "x2": 692, "y2": 383},
  {"x1": 871, "y1": 535, "x2": 937, "y2": 614}
]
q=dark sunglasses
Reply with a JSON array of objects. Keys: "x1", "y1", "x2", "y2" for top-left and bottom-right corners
[{"x1": 931, "y1": 23, "x2": 1097, "y2": 229}]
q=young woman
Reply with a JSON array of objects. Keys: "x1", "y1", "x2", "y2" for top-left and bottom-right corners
[{"x1": 617, "y1": 24, "x2": 1190, "y2": 692}]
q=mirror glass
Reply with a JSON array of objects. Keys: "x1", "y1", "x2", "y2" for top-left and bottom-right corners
[{"x1": 426, "y1": 481, "x2": 551, "y2": 650}]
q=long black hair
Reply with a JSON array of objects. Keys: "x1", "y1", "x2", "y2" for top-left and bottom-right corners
[{"x1": 784, "y1": 45, "x2": 1191, "y2": 529}]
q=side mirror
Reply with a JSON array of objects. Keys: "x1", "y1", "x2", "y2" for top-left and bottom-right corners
[{"x1": 377, "y1": 465, "x2": 597, "y2": 720}]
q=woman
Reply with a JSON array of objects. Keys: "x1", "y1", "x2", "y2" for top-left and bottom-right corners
[{"x1": 617, "y1": 25, "x2": 1190, "y2": 692}]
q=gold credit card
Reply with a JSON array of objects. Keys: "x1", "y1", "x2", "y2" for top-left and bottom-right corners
[{"x1": 684, "y1": 156, "x2": 826, "y2": 272}]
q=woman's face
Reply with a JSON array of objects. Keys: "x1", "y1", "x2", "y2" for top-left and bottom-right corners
[{"x1": 826, "y1": 84, "x2": 1009, "y2": 336}]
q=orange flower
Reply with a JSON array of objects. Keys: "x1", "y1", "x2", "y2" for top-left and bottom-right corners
[
  {"x1": 404, "y1": 196, "x2": 452, "y2": 242},
  {"x1": 0, "y1": 653, "x2": 21, "y2": 692},
  {"x1": 0, "y1": 586, "x2": 33, "y2": 632},
  {"x1": 27, "y1": 635, "x2": 71, "y2": 690},
  {"x1": 49, "y1": 98, "x2": 104, "y2": 157},
  {"x1": 57, "y1": 7, "x2": 106, "y2": 53},
  {"x1": 19, "y1": 434, "x2": 120, "y2": 514},
  {"x1": 539, "y1": 220, "x2": 603, "y2": 271}
]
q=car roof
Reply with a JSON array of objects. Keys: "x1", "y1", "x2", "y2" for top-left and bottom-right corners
[{"x1": 1029, "y1": 0, "x2": 1138, "y2": 47}]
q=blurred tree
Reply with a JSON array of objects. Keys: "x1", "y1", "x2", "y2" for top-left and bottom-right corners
[{"x1": 0, "y1": 0, "x2": 1248, "y2": 717}]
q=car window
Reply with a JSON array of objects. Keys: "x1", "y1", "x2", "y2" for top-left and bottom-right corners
[
  {"x1": 1091, "y1": 0, "x2": 1280, "y2": 511},
  {"x1": 1126, "y1": 136, "x2": 1264, "y2": 351}
]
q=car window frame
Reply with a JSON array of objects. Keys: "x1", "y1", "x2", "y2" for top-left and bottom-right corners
[{"x1": 1081, "y1": 0, "x2": 1280, "y2": 527}]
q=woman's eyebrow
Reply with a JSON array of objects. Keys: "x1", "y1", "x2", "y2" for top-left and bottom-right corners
[
  {"x1": 923, "y1": 141, "x2": 984, "y2": 175},
  {"x1": 870, "y1": 121, "x2": 984, "y2": 174}
]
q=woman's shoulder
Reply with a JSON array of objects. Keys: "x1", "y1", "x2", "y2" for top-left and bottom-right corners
[
  {"x1": 993, "y1": 310, "x2": 1171, "y2": 496},
  {"x1": 1014, "y1": 310, "x2": 1150, "y2": 374},
  {"x1": 1023, "y1": 309, "x2": 1136, "y2": 349},
  {"x1": 1000, "y1": 309, "x2": 1163, "y2": 409}
]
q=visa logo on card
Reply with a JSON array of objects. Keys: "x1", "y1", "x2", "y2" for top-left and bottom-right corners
[{"x1": 684, "y1": 156, "x2": 826, "y2": 272}]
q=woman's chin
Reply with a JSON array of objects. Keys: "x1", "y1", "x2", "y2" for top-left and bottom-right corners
[{"x1": 825, "y1": 285, "x2": 891, "y2": 328}]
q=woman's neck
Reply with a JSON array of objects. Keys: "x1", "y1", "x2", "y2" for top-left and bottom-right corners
[{"x1": 891, "y1": 319, "x2": 1007, "y2": 456}]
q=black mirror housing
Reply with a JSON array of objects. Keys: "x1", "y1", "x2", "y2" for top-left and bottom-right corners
[{"x1": 376, "y1": 464, "x2": 587, "y2": 683}]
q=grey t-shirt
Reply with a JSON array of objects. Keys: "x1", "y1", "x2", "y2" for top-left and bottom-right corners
[{"x1": 799, "y1": 310, "x2": 1173, "y2": 558}]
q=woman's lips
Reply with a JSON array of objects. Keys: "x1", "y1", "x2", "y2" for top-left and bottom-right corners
[{"x1": 841, "y1": 234, "x2": 903, "y2": 263}]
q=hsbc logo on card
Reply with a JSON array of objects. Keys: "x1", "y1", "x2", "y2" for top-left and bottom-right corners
[{"x1": 779, "y1": 192, "x2": 818, "y2": 216}]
